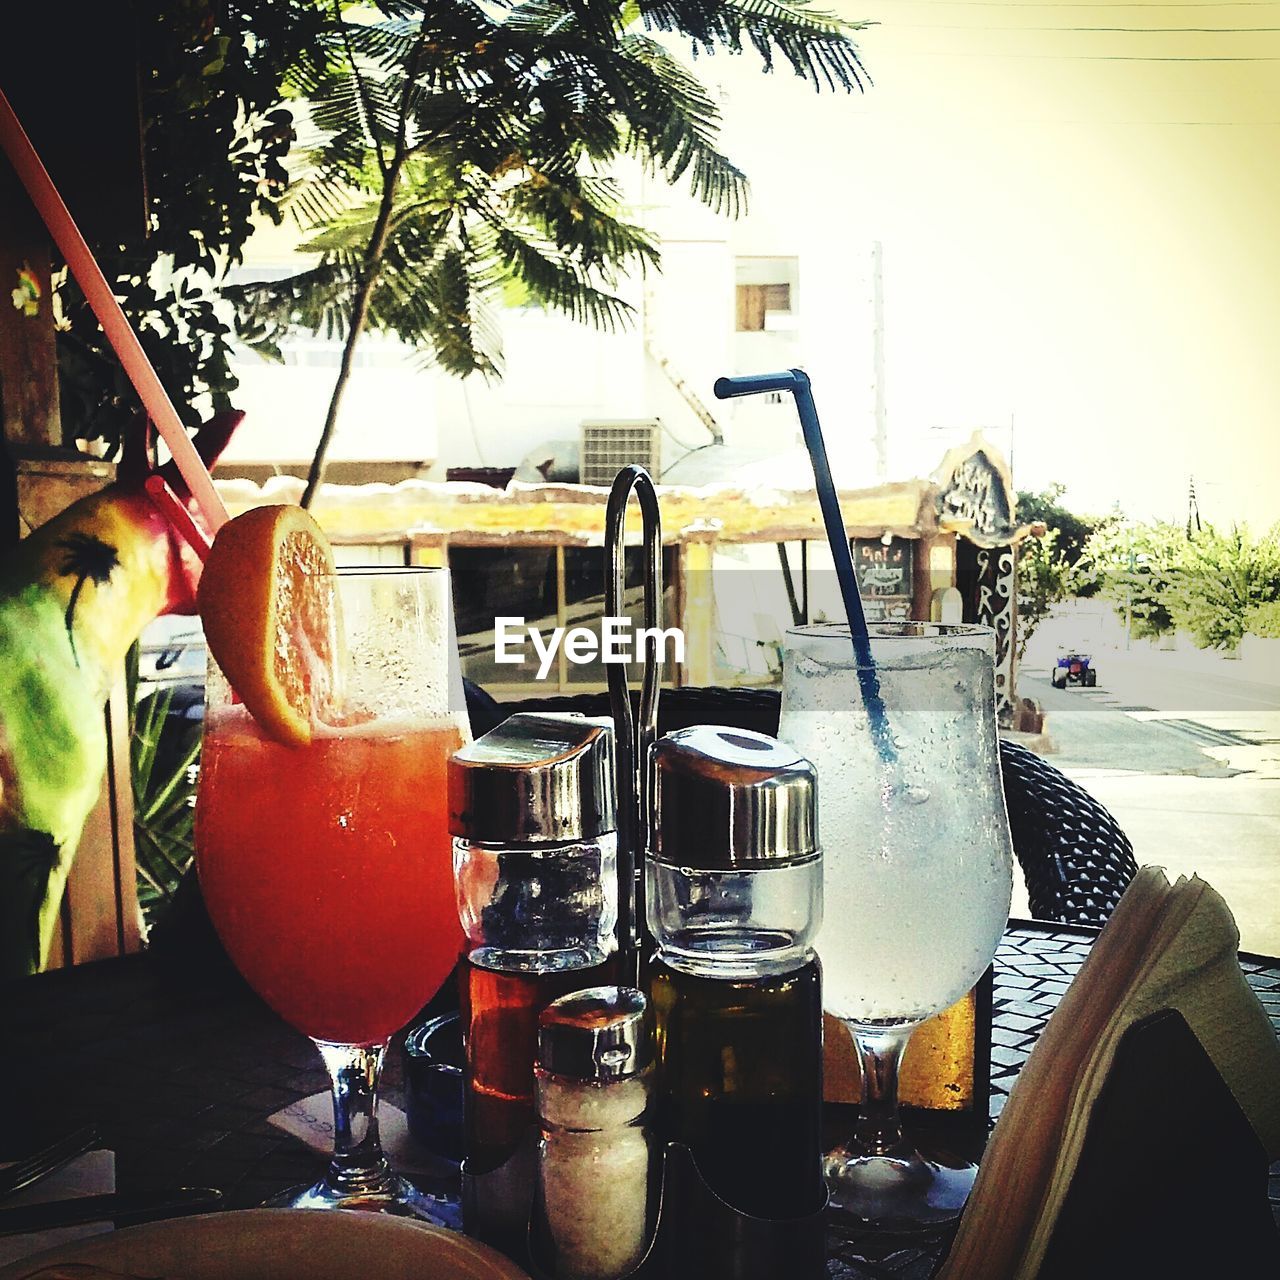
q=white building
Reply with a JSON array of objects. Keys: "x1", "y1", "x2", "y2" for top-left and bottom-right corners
[
  {"x1": 218, "y1": 4, "x2": 1280, "y2": 531},
  {"x1": 219, "y1": 52, "x2": 889, "y2": 493}
]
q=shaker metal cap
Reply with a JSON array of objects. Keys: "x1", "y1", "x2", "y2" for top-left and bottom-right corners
[
  {"x1": 650, "y1": 725, "x2": 819, "y2": 868},
  {"x1": 537, "y1": 986, "x2": 651, "y2": 1081},
  {"x1": 448, "y1": 713, "x2": 616, "y2": 843}
]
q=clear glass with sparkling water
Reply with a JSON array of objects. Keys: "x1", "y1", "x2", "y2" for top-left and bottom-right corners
[{"x1": 779, "y1": 622, "x2": 1014, "y2": 1229}]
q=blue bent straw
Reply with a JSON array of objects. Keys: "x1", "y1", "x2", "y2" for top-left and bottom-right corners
[{"x1": 713, "y1": 369, "x2": 897, "y2": 765}]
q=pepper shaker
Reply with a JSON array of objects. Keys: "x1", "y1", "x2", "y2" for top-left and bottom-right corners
[{"x1": 451, "y1": 713, "x2": 619, "y2": 1250}]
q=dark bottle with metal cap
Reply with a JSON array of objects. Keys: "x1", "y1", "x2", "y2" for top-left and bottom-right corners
[
  {"x1": 646, "y1": 725, "x2": 824, "y2": 1219},
  {"x1": 534, "y1": 986, "x2": 653, "y2": 1280},
  {"x1": 451, "y1": 713, "x2": 619, "y2": 1245}
]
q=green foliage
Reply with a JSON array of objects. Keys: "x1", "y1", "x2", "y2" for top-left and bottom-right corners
[
  {"x1": 1083, "y1": 520, "x2": 1185, "y2": 641},
  {"x1": 1012, "y1": 485, "x2": 1111, "y2": 655},
  {"x1": 1083, "y1": 520, "x2": 1280, "y2": 650},
  {"x1": 131, "y1": 687, "x2": 201, "y2": 932},
  {"x1": 56, "y1": 0, "x2": 327, "y2": 449},
  {"x1": 1167, "y1": 524, "x2": 1280, "y2": 651},
  {"x1": 1245, "y1": 600, "x2": 1280, "y2": 639},
  {"x1": 126, "y1": 646, "x2": 201, "y2": 933},
  {"x1": 1016, "y1": 528, "x2": 1077, "y2": 660},
  {"x1": 1016, "y1": 484, "x2": 1111, "y2": 596},
  {"x1": 230, "y1": 0, "x2": 871, "y2": 382}
]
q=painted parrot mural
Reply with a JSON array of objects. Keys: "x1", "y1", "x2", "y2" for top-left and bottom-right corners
[{"x1": 0, "y1": 413, "x2": 242, "y2": 979}]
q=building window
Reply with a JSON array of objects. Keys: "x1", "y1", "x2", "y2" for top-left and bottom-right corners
[
  {"x1": 734, "y1": 258, "x2": 799, "y2": 332},
  {"x1": 736, "y1": 283, "x2": 792, "y2": 332}
]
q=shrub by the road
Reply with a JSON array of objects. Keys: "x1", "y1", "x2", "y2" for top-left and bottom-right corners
[{"x1": 1085, "y1": 521, "x2": 1280, "y2": 651}]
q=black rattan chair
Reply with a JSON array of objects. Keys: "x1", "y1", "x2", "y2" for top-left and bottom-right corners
[{"x1": 479, "y1": 684, "x2": 1139, "y2": 929}]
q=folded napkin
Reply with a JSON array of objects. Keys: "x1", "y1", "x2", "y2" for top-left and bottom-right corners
[
  {"x1": 0, "y1": 1149, "x2": 116, "y2": 1268},
  {"x1": 268, "y1": 1095, "x2": 456, "y2": 1182}
]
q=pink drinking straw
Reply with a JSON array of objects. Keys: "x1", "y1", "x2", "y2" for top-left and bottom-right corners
[
  {"x1": 0, "y1": 87, "x2": 229, "y2": 534},
  {"x1": 144, "y1": 474, "x2": 213, "y2": 563}
]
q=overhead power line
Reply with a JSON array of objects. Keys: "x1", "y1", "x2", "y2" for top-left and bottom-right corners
[
  {"x1": 892, "y1": 49, "x2": 1280, "y2": 58},
  {"x1": 888, "y1": 23, "x2": 1280, "y2": 30},
  {"x1": 889, "y1": 3, "x2": 1280, "y2": 8}
]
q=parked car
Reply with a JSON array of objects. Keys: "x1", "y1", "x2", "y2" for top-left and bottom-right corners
[
  {"x1": 135, "y1": 613, "x2": 206, "y2": 777},
  {"x1": 138, "y1": 614, "x2": 207, "y2": 699},
  {"x1": 1051, "y1": 652, "x2": 1097, "y2": 689}
]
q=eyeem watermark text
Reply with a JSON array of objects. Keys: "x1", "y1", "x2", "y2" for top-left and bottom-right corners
[{"x1": 494, "y1": 617, "x2": 685, "y2": 680}]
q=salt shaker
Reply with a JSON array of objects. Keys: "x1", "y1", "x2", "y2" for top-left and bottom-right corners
[{"x1": 534, "y1": 986, "x2": 653, "y2": 1280}]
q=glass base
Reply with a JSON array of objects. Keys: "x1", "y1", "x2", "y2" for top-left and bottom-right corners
[
  {"x1": 266, "y1": 1172, "x2": 462, "y2": 1229},
  {"x1": 823, "y1": 1141, "x2": 977, "y2": 1233}
]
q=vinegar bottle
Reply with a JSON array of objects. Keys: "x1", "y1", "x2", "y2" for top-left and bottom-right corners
[{"x1": 646, "y1": 725, "x2": 825, "y2": 1219}]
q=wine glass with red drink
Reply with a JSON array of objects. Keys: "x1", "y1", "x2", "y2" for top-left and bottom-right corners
[{"x1": 196, "y1": 567, "x2": 467, "y2": 1220}]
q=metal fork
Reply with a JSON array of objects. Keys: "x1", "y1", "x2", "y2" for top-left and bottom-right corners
[{"x1": 0, "y1": 1125, "x2": 100, "y2": 1202}]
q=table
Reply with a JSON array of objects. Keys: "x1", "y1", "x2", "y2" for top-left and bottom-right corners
[{"x1": 3, "y1": 921, "x2": 1279, "y2": 1278}]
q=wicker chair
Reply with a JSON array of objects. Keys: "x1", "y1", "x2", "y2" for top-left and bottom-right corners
[{"x1": 476, "y1": 684, "x2": 1140, "y2": 929}]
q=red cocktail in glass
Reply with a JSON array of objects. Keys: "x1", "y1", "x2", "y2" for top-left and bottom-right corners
[{"x1": 196, "y1": 567, "x2": 465, "y2": 1220}]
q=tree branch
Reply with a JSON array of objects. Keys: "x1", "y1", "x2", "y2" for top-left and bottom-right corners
[{"x1": 301, "y1": 15, "x2": 431, "y2": 508}]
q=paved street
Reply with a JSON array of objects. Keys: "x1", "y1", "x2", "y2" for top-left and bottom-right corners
[
  {"x1": 1016, "y1": 612, "x2": 1280, "y2": 953},
  {"x1": 1022, "y1": 670, "x2": 1230, "y2": 777}
]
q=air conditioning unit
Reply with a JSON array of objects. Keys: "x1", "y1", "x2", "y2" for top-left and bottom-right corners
[{"x1": 579, "y1": 420, "x2": 662, "y2": 487}]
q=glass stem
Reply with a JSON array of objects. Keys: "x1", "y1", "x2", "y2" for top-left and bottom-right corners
[
  {"x1": 850, "y1": 1023, "x2": 913, "y2": 1156},
  {"x1": 315, "y1": 1039, "x2": 395, "y2": 1196}
]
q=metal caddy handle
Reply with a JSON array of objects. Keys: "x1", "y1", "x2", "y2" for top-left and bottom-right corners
[{"x1": 604, "y1": 465, "x2": 662, "y2": 990}]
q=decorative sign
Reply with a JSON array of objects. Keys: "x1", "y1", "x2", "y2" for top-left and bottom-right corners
[
  {"x1": 935, "y1": 436, "x2": 1020, "y2": 548},
  {"x1": 852, "y1": 537, "x2": 914, "y2": 622},
  {"x1": 975, "y1": 545, "x2": 1017, "y2": 727}
]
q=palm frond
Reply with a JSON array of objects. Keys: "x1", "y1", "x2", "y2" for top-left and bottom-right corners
[
  {"x1": 636, "y1": 0, "x2": 870, "y2": 92},
  {"x1": 371, "y1": 222, "x2": 505, "y2": 378},
  {"x1": 228, "y1": 253, "x2": 364, "y2": 351},
  {"x1": 130, "y1": 687, "x2": 200, "y2": 927},
  {"x1": 285, "y1": 167, "x2": 369, "y2": 233},
  {"x1": 506, "y1": 169, "x2": 659, "y2": 273},
  {"x1": 280, "y1": 28, "x2": 347, "y2": 97},
  {"x1": 309, "y1": 63, "x2": 406, "y2": 157},
  {"x1": 614, "y1": 33, "x2": 749, "y2": 216},
  {"x1": 732, "y1": 0, "x2": 871, "y2": 91},
  {"x1": 229, "y1": 0, "x2": 871, "y2": 390},
  {"x1": 345, "y1": 19, "x2": 424, "y2": 73},
  {"x1": 488, "y1": 222, "x2": 636, "y2": 332},
  {"x1": 298, "y1": 199, "x2": 387, "y2": 253}
]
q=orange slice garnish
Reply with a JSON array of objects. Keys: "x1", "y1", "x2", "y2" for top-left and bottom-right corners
[{"x1": 197, "y1": 504, "x2": 339, "y2": 747}]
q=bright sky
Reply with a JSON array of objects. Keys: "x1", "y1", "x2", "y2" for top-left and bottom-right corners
[{"x1": 704, "y1": 0, "x2": 1280, "y2": 527}]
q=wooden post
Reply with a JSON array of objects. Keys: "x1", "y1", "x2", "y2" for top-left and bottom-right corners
[
  {"x1": 3, "y1": 160, "x2": 141, "y2": 968},
  {"x1": 679, "y1": 536, "x2": 716, "y2": 687},
  {"x1": 408, "y1": 531, "x2": 448, "y2": 568},
  {"x1": 54, "y1": 681, "x2": 141, "y2": 965},
  {"x1": 0, "y1": 165, "x2": 60, "y2": 447},
  {"x1": 911, "y1": 534, "x2": 934, "y2": 621}
]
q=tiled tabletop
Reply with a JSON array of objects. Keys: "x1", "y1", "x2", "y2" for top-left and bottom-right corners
[{"x1": 4, "y1": 922, "x2": 1278, "y2": 1278}]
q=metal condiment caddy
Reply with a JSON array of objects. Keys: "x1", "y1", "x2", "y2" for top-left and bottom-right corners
[{"x1": 459, "y1": 467, "x2": 828, "y2": 1280}]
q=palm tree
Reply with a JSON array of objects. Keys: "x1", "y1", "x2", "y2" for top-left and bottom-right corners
[
  {"x1": 58, "y1": 533, "x2": 121, "y2": 665},
  {"x1": 229, "y1": 0, "x2": 871, "y2": 506}
]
